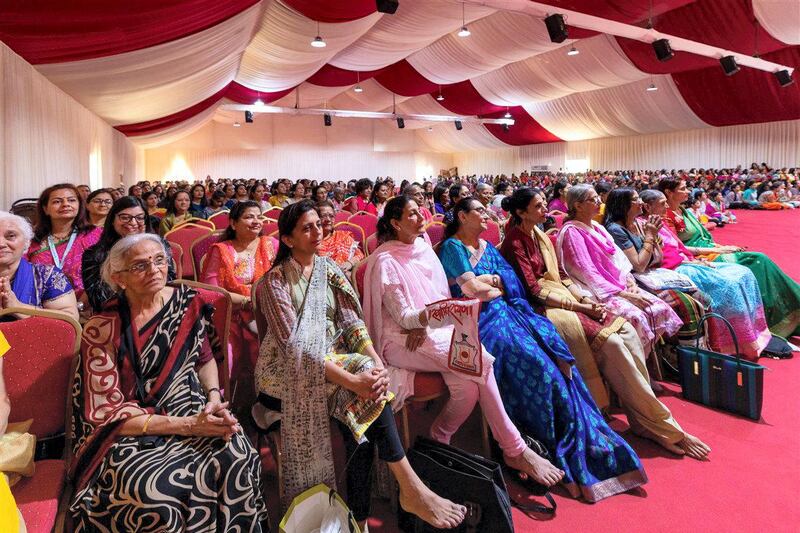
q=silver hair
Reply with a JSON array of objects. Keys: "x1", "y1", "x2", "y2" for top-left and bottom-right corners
[
  {"x1": 639, "y1": 189, "x2": 666, "y2": 204},
  {"x1": 101, "y1": 233, "x2": 166, "y2": 291},
  {"x1": 565, "y1": 183, "x2": 596, "y2": 219},
  {"x1": 475, "y1": 183, "x2": 493, "y2": 192},
  {"x1": 0, "y1": 211, "x2": 34, "y2": 249}
]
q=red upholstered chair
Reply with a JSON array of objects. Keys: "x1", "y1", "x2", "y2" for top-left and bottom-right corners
[
  {"x1": 191, "y1": 230, "x2": 224, "y2": 278},
  {"x1": 432, "y1": 213, "x2": 445, "y2": 222},
  {"x1": 171, "y1": 281, "x2": 232, "y2": 396},
  {"x1": 425, "y1": 221, "x2": 447, "y2": 247},
  {"x1": 263, "y1": 208, "x2": 282, "y2": 221},
  {"x1": 481, "y1": 219, "x2": 502, "y2": 246},
  {"x1": 186, "y1": 217, "x2": 215, "y2": 230},
  {"x1": 164, "y1": 223, "x2": 213, "y2": 280},
  {"x1": 168, "y1": 242, "x2": 184, "y2": 279},
  {"x1": 349, "y1": 211, "x2": 378, "y2": 237},
  {"x1": 366, "y1": 233, "x2": 379, "y2": 255},
  {"x1": 208, "y1": 210, "x2": 230, "y2": 230},
  {"x1": 334, "y1": 211, "x2": 351, "y2": 224},
  {"x1": 261, "y1": 221, "x2": 279, "y2": 236},
  {"x1": 0, "y1": 307, "x2": 81, "y2": 533},
  {"x1": 334, "y1": 222, "x2": 366, "y2": 253}
]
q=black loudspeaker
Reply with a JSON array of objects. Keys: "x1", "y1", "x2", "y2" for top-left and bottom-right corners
[
  {"x1": 775, "y1": 69, "x2": 794, "y2": 87},
  {"x1": 376, "y1": 0, "x2": 399, "y2": 14},
  {"x1": 720, "y1": 55, "x2": 740, "y2": 76},
  {"x1": 454, "y1": 120, "x2": 463, "y2": 130},
  {"x1": 502, "y1": 124, "x2": 510, "y2": 133},
  {"x1": 397, "y1": 117, "x2": 405, "y2": 129},
  {"x1": 544, "y1": 14, "x2": 568, "y2": 43},
  {"x1": 323, "y1": 113, "x2": 332, "y2": 126},
  {"x1": 244, "y1": 111, "x2": 254, "y2": 123},
  {"x1": 652, "y1": 39, "x2": 674, "y2": 62}
]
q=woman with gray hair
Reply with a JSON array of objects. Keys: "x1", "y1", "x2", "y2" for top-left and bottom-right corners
[
  {"x1": 0, "y1": 211, "x2": 78, "y2": 320},
  {"x1": 70, "y1": 233, "x2": 268, "y2": 531}
]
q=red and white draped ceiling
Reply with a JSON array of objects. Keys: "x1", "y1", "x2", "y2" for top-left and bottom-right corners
[{"x1": 2, "y1": 0, "x2": 798, "y2": 151}]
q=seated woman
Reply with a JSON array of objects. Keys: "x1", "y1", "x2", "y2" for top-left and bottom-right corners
[
  {"x1": 659, "y1": 177, "x2": 800, "y2": 338},
  {"x1": 547, "y1": 180, "x2": 570, "y2": 216},
  {"x1": 83, "y1": 196, "x2": 176, "y2": 314},
  {"x1": 158, "y1": 190, "x2": 193, "y2": 235},
  {"x1": 364, "y1": 196, "x2": 564, "y2": 489},
  {"x1": 757, "y1": 183, "x2": 788, "y2": 210},
  {"x1": 255, "y1": 201, "x2": 465, "y2": 529},
  {"x1": 0, "y1": 212, "x2": 78, "y2": 321},
  {"x1": 70, "y1": 234, "x2": 268, "y2": 530},
  {"x1": 188, "y1": 183, "x2": 209, "y2": 218},
  {"x1": 639, "y1": 189, "x2": 771, "y2": 358},
  {"x1": 498, "y1": 189, "x2": 708, "y2": 459},
  {"x1": 706, "y1": 190, "x2": 736, "y2": 223},
  {"x1": 85, "y1": 189, "x2": 113, "y2": 228},
  {"x1": 315, "y1": 201, "x2": 365, "y2": 274},
  {"x1": 557, "y1": 185, "x2": 684, "y2": 355},
  {"x1": 439, "y1": 198, "x2": 648, "y2": 501},
  {"x1": 603, "y1": 188, "x2": 710, "y2": 347},
  {"x1": 367, "y1": 181, "x2": 391, "y2": 217},
  {"x1": 201, "y1": 200, "x2": 275, "y2": 407},
  {"x1": 27, "y1": 183, "x2": 101, "y2": 312}
]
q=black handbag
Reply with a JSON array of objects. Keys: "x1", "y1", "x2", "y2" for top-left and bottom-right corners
[{"x1": 677, "y1": 312, "x2": 766, "y2": 420}]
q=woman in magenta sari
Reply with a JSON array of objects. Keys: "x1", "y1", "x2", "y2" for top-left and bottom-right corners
[
  {"x1": 557, "y1": 185, "x2": 683, "y2": 354},
  {"x1": 27, "y1": 183, "x2": 101, "y2": 311},
  {"x1": 363, "y1": 196, "x2": 564, "y2": 489}
]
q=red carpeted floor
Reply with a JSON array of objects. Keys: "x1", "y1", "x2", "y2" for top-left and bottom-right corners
[{"x1": 364, "y1": 208, "x2": 800, "y2": 533}]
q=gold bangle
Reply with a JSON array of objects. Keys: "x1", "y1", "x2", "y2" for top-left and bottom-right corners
[{"x1": 141, "y1": 414, "x2": 154, "y2": 435}]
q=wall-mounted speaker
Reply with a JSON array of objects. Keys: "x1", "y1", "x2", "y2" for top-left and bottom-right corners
[
  {"x1": 775, "y1": 69, "x2": 794, "y2": 87},
  {"x1": 376, "y1": 0, "x2": 399, "y2": 14},
  {"x1": 652, "y1": 39, "x2": 674, "y2": 62},
  {"x1": 396, "y1": 117, "x2": 405, "y2": 129},
  {"x1": 454, "y1": 120, "x2": 463, "y2": 130},
  {"x1": 544, "y1": 14, "x2": 568, "y2": 43},
  {"x1": 244, "y1": 111, "x2": 254, "y2": 123},
  {"x1": 323, "y1": 113, "x2": 332, "y2": 126},
  {"x1": 720, "y1": 55, "x2": 740, "y2": 76}
]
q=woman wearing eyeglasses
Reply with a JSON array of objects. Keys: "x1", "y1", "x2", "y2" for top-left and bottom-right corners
[
  {"x1": 82, "y1": 196, "x2": 176, "y2": 313},
  {"x1": 85, "y1": 189, "x2": 114, "y2": 227}
]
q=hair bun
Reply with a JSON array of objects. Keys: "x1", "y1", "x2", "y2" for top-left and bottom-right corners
[{"x1": 500, "y1": 196, "x2": 512, "y2": 212}]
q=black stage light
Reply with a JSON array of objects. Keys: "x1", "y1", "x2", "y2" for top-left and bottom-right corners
[
  {"x1": 376, "y1": 0, "x2": 399, "y2": 14},
  {"x1": 454, "y1": 120, "x2": 463, "y2": 130},
  {"x1": 502, "y1": 124, "x2": 510, "y2": 133},
  {"x1": 775, "y1": 69, "x2": 794, "y2": 87},
  {"x1": 544, "y1": 14, "x2": 568, "y2": 43},
  {"x1": 396, "y1": 117, "x2": 405, "y2": 129},
  {"x1": 324, "y1": 113, "x2": 332, "y2": 126},
  {"x1": 652, "y1": 39, "x2": 674, "y2": 62},
  {"x1": 244, "y1": 111, "x2": 254, "y2": 123},
  {"x1": 720, "y1": 55, "x2": 740, "y2": 76}
]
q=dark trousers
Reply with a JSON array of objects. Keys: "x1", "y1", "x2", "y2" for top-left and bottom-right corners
[{"x1": 259, "y1": 394, "x2": 405, "y2": 521}]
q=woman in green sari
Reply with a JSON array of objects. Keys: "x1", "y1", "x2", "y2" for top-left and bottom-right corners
[{"x1": 659, "y1": 177, "x2": 800, "y2": 337}]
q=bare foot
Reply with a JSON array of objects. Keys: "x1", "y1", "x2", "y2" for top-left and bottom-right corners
[
  {"x1": 677, "y1": 434, "x2": 711, "y2": 460},
  {"x1": 399, "y1": 484, "x2": 466, "y2": 530},
  {"x1": 504, "y1": 447, "x2": 564, "y2": 487}
]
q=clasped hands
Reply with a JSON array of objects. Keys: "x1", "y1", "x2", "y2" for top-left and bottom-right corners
[
  {"x1": 0, "y1": 277, "x2": 21, "y2": 310},
  {"x1": 189, "y1": 400, "x2": 240, "y2": 441}
]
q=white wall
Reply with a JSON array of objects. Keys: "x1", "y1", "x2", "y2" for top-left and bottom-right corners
[
  {"x1": 0, "y1": 43, "x2": 142, "y2": 208},
  {"x1": 453, "y1": 119, "x2": 800, "y2": 175}
]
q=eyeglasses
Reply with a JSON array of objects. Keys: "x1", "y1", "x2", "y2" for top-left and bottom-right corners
[
  {"x1": 117, "y1": 214, "x2": 146, "y2": 225},
  {"x1": 91, "y1": 199, "x2": 113, "y2": 206},
  {"x1": 118, "y1": 255, "x2": 168, "y2": 274}
]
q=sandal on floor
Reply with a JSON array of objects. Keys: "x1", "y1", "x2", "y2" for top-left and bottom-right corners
[{"x1": 490, "y1": 434, "x2": 553, "y2": 496}]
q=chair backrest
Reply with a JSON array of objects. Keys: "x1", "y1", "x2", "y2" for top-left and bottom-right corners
[
  {"x1": 334, "y1": 211, "x2": 351, "y2": 224},
  {"x1": 168, "y1": 242, "x2": 184, "y2": 279},
  {"x1": 186, "y1": 217, "x2": 215, "y2": 230},
  {"x1": 208, "y1": 210, "x2": 230, "y2": 230},
  {"x1": 171, "y1": 281, "x2": 232, "y2": 393},
  {"x1": 425, "y1": 221, "x2": 447, "y2": 246},
  {"x1": 352, "y1": 260, "x2": 368, "y2": 305},
  {"x1": 164, "y1": 223, "x2": 213, "y2": 279},
  {"x1": 263, "y1": 208, "x2": 282, "y2": 221},
  {"x1": 481, "y1": 219, "x2": 502, "y2": 246},
  {"x1": 261, "y1": 220, "x2": 279, "y2": 236},
  {"x1": 366, "y1": 233, "x2": 379, "y2": 255},
  {"x1": 191, "y1": 230, "x2": 225, "y2": 277},
  {"x1": 349, "y1": 212, "x2": 378, "y2": 237},
  {"x1": 251, "y1": 275, "x2": 269, "y2": 344},
  {"x1": 10, "y1": 198, "x2": 39, "y2": 226},
  {"x1": 432, "y1": 213, "x2": 445, "y2": 222},
  {"x1": 0, "y1": 308, "x2": 81, "y2": 438},
  {"x1": 334, "y1": 222, "x2": 366, "y2": 252}
]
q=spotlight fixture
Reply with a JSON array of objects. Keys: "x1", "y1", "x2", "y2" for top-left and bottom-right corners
[
  {"x1": 427, "y1": 126, "x2": 433, "y2": 132},
  {"x1": 254, "y1": 99, "x2": 264, "y2": 107},
  {"x1": 567, "y1": 46, "x2": 579, "y2": 56},
  {"x1": 376, "y1": 0, "x2": 399, "y2": 14},
  {"x1": 502, "y1": 123, "x2": 510, "y2": 133},
  {"x1": 324, "y1": 113, "x2": 332, "y2": 126},
  {"x1": 454, "y1": 120, "x2": 463, "y2": 130},
  {"x1": 544, "y1": 14, "x2": 568, "y2": 43},
  {"x1": 310, "y1": 22, "x2": 326, "y2": 48},
  {"x1": 436, "y1": 86, "x2": 444, "y2": 101},
  {"x1": 354, "y1": 72, "x2": 364, "y2": 93},
  {"x1": 244, "y1": 111, "x2": 254, "y2": 123},
  {"x1": 458, "y1": 2, "x2": 470, "y2": 37},
  {"x1": 652, "y1": 38, "x2": 674, "y2": 62},
  {"x1": 233, "y1": 121, "x2": 241, "y2": 127},
  {"x1": 503, "y1": 109, "x2": 512, "y2": 119},
  {"x1": 396, "y1": 117, "x2": 405, "y2": 129},
  {"x1": 720, "y1": 55, "x2": 740, "y2": 76},
  {"x1": 775, "y1": 69, "x2": 794, "y2": 87},
  {"x1": 646, "y1": 83, "x2": 658, "y2": 92}
]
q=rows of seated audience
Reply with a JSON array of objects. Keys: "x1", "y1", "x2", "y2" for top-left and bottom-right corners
[{"x1": 1, "y1": 163, "x2": 799, "y2": 531}]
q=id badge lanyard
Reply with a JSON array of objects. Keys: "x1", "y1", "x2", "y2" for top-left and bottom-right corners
[{"x1": 47, "y1": 230, "x2": 77, "y2": 269}]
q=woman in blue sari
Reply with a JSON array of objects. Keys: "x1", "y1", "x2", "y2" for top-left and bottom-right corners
[
  {"x1": 0, "y1": 211, "x2": 78, "y2": 321},
  {"x1": 439, "y1": 199, "x2": 647, "y2": 502}
]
